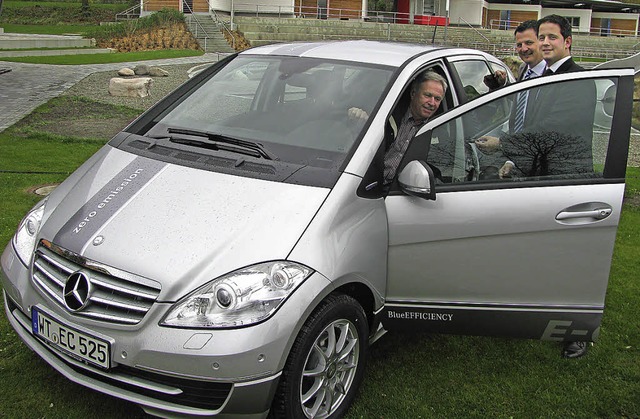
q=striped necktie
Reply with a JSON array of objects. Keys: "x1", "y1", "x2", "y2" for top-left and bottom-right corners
[{"x1": 513, "y1": 68, "x2": 535, "y2": 132}]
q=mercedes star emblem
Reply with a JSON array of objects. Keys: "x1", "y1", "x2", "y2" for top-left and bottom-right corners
[{"x1": 63, "y1": 272, "x2": 91, "y2": 311}]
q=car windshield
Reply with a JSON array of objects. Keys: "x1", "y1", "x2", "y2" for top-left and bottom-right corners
[{"x1": 144, "y1": 55, "x2": 394, "y2": 169}]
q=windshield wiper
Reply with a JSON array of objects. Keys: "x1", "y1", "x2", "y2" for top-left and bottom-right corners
[{"x1": 154, "y1": 128, "x2": 277, "y2": 160}]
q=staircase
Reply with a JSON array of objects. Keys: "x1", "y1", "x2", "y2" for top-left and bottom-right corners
[
  {"x1": 234, "y1": 16, "x2": 639, "y2": 61},
  {"x1": 115, "y1": 3, "x2": 141, "y2": 21},
  {"x1": 186, "y1": 14, "x2": 235, "y2": 53}
]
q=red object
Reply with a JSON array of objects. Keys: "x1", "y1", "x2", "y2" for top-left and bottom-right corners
[
  {"x1": 414, "y1": 15, "x2": 449, "y2": 26},
  {"x1": 397, "y1": 0, "x2": 410, "y2": 24}
]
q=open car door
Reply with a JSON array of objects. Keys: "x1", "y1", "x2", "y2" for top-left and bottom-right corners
[{"x1": 382, "y1": 69, "x2": 634, "y2": 343}]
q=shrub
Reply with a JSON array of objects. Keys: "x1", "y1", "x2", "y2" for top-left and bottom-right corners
[{"x1": 84, "y1": 8, "x2": 185, "y2": 42}]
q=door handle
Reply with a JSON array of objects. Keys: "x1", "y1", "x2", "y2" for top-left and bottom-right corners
[{"x1": 556, "y1": 207, "x2": 612, "y2": 221}]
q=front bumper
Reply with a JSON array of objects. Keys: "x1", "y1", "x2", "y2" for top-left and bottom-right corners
[{"x1": 1, "y1": 243, "x2": 333, "y2": 418}]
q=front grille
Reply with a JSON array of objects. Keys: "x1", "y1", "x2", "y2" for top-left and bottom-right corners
[{"x1": 32, "y1": 242, "x2": 161, "y2": 325}]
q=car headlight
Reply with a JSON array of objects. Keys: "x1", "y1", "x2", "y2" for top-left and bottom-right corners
[
  {"x1": 12, "y1": 198, "x2": 47, "y2": 266},
  {"x1": 161, "y1": 261, "x2": 313, "y2": 328}
]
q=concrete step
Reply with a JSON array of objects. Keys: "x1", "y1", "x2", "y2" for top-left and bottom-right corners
[
  {"x1": 186, "y1": 15, "x2": 235, "y2": 53},
  {"x1": 235, "y1": 16, "x2": 640, "y2": 60},
  {"x1": 0, "y1": 33, "x2": 93, "y2": 49}
]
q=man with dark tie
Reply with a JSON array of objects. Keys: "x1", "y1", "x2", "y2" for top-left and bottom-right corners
[
  {"x1": 477, "y1": 15, "x2": 595, "y2": 181},
  {"x1": 536, "y1": 14, "x2": 596, "y2": 360},
  {"x1": 538, "y1": 14, "x2": 584, "y2": 75}
]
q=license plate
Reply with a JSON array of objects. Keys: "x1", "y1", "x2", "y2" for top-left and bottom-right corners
[{"x1": 32, "y1": 308, "x2": 111, "y2": 369}]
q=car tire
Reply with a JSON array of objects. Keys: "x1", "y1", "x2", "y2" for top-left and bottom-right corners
[{"x1": 271, "y1": 293, "x2": 369, "y2": 419}]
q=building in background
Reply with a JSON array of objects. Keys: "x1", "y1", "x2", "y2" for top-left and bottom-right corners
[
  {"x1": 141, "y1": 0, "x2": 640, "y2": 36},
  {"x1": 398, "y1": 0, "x2": 639, "y2": 36}
]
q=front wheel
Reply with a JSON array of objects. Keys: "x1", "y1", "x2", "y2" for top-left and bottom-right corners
[{"x1": 271, "y1": 293, "x2": 369, "y2": 419}]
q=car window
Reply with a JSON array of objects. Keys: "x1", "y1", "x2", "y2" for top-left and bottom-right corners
[
  {"x1": 449, "y1": 60, "x2": 494, "y2": 101},
  {"x1": 426, "y1": 77, "x2": 617, "y2": 185},
  {"x1": 142, "y1": 56, "x2": 394, "y2": 169}
]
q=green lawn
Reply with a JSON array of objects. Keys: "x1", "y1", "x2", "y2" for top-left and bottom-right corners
[
  {"x1": 0, "y1": 49, "x2": 204, "y2": 64},
  {"x1": 3, "y1": 0, "x2": 126, "y2": 9},
  {"x1": 0, "y1": 23, "x2": 99, "y2": 35},
  {"x1": 0, "y1": 98, "x2": 638, "y2": 418}
]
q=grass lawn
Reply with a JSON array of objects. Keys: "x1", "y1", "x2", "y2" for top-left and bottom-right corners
[
  {"x1": 3, "y1": 0, "x2": 127, "y2": 9},
  {"x1": 0, "y1": 97, "x2": 638, "y2": 417},
  {"x1": 0, "y1": 49, "x2": 205, "y2": 64},
  {"x1": 0, "y1": 23, "x2": 99, "y2": 35}
]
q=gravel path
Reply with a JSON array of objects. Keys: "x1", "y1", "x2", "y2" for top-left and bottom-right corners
[{"x1": 62, "y1": 63, "x2": 209, "y2": 110}]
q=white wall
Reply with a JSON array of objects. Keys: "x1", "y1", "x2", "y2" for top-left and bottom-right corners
[
  {"x1": 449, "y1": 0, "x2": 484, "y2": 25},
  {"x1": 541, "y1": 7, "x2": 592, "y2": 33}
]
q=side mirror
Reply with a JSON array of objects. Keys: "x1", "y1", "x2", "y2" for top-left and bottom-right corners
[{"x1": 398, "y1": 160, "x2": 436, "y2": 200}]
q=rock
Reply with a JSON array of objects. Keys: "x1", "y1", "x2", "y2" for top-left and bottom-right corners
[
  {"x1": 133, "y1": 64, "x2": 149, "y2": 75},
  {"x1": 148, "y1": 67, "x2": 169, "y2": 77},
  {"x1": 117, "y1": 67, "x2": 135, "y2": 77},
  {"x1": 108, "y1": 77, "x2": 153, "y2": 98}
]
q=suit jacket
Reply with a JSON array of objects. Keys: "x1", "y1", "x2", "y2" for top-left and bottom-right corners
[
  {"x1": 516, "y1": 63, "x2": 528, "y2": 81},
  {"x1": 507, "y1": 63, "x2": 542, "y2": 130},
  {"x1": 502, "y1": 58, "x2": 597, "y2": 177},
  {"x1": 547, "y1": 57, "x2": 583, "y2": 74}
]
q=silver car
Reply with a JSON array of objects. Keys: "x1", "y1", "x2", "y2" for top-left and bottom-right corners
[{"x1": 1, "y1": 41, "x2": 634, "y2": 418}]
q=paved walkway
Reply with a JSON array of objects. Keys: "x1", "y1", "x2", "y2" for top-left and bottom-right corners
[{"x1": 0, "y1": 53, "x2": 224, "y2": 132}]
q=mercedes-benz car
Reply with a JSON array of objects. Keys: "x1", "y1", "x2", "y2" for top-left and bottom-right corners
[{"x1": 1, "y1": 40, "x2": 633, "y2": 418}]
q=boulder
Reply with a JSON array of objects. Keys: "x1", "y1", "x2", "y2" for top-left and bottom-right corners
[
  {"x1": 133, "y1": 64, "x2": 150, "y2": 75},
  {"x1": 148, "y1": 67, "x2": 169, "y2": 77},
  {"x1": 109, "y1": 77, "x2": 153, "y2": 98},
  {"x1": 117, "y1": 67, "x2": 135, "y2": 77}
]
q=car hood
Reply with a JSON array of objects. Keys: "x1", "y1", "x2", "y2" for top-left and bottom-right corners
[{"x1": 40, "y1": 148, "x2": 330, "y2": 301}]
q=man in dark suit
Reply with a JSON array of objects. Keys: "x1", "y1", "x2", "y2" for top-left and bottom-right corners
[
  {"x1": 489, "y1": 15, "x2": 596, "y2": 180},
  {"x1": 538, "y1": 14, "x2": 583, "y2": 74},
  {"x1": 537, "y1": 14, "x2": 596, "y2": 360}
]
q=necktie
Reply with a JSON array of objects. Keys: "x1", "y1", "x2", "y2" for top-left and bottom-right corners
[
  {"x1": 513, "y1": 68, "x2": 535, "y2": 132},
  {"x1": 543, "y1": 67, "x2": 554, "y2": 76}
]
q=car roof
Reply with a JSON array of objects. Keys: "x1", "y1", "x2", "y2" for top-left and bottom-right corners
[{"x1": 242, "y1": 40, "x2": 447, "y2": 67}]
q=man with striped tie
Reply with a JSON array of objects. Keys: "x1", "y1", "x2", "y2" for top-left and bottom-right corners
[
  {"x1": 474, "y1": 20, "x2": 545, "y2": 169},
  {"x1": 514, "y1": 20, "x2": 547, "y2": 82}
]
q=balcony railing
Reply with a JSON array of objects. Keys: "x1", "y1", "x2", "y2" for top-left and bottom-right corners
[{"x1": 489, "y1": 18, "x2": 639, "y2": 38}]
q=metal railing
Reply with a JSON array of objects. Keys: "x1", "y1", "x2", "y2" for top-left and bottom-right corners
[
  {"x1": 587, "y1": 27, "x2": 639, "y2": 38},
  {"x1": 230, "y1": 3, "x2": 427, "y2": 25},
  {"x1": 458, "y1": 16, "x2": 490, "y2": 43},
  {"x1": 184, "y1": 0, "x2": 210, "y2": 51},
  {"x1": 115, "y1": 2, "x2": 143, "y2": 21},
  {"x1": 234, "y1": 19, "x2": 450, "y2": 44},
  {"x1": 488, "y1": 19, "x2": 520, "y2": 31},
  {"x1": 489, "y1": 18, "x2": 640, "y2": 38},
  {"x1": 211, "y1": 8, "x2": 235, "y2": 50}
]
